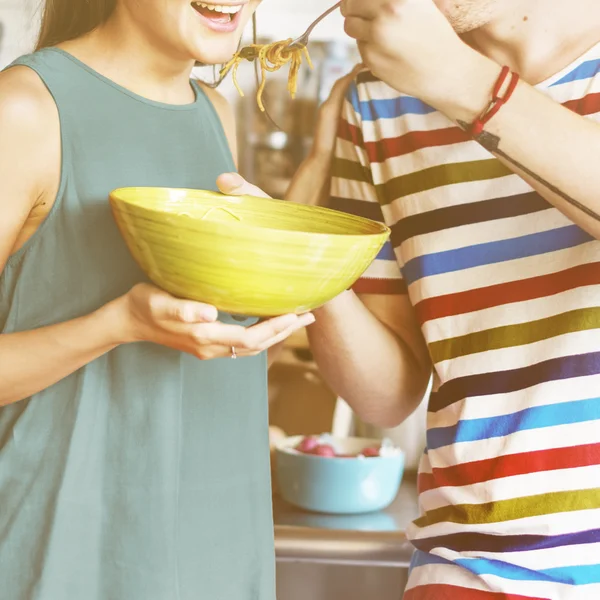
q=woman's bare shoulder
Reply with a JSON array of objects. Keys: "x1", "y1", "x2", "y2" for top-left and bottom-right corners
[
  {"x1": 0, "y1": 66, "x2": 61, "y2": 257},
  {"x1": 0, "y1": 65, "x2": 58, "y2": 124}
]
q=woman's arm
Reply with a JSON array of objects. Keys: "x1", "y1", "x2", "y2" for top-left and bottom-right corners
[
  {"x1": 0, "y1": 70, "x2": 312, "y2": 406},
  {"x1": 0, "y1": 67, "x2": 127, "y2": 405}
]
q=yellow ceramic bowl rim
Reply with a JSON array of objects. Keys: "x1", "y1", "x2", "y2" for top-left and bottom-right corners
[{"x1": 109, "y1": 187, "x2": 391, "y2": 240}]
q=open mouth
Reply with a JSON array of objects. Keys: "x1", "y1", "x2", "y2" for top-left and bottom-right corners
[{"x1": 191, "y1": 2, "x2": 243, "y2": 24}]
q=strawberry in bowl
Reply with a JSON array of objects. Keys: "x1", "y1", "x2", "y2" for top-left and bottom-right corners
[{"x1": 275, "y1": 434, "x2": 405, "y2": 514}]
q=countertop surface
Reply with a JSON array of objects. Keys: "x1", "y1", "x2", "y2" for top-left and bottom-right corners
[{"x1": 272, "y1": 475, "x2": 419, "y2": 567}]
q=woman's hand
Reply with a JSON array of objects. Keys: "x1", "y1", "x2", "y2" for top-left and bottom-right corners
[
  {"x1": 341, "y1": 0, "x2": 487, "y2": 111},
  {"x1": 117, "y1": 283, "x2": 314, "y2": 360}
]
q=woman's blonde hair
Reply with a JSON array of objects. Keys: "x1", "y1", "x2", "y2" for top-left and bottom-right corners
[{"x1": 36, "y1": 0, "x2": 117, "y2": 50}]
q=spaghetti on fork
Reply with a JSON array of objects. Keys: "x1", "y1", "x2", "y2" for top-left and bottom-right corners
[{"x1": 220, "y1": 39, "x2": 313, "y2": 112}]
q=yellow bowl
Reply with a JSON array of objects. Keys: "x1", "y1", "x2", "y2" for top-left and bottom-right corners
[{"x1": 109, "y1": 187, "x2": 390, "y2": 317}]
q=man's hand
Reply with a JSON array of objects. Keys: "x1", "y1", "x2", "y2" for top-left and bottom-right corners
[{"x1": 341, "y1": 0, "x2": 492, "y2": 111}]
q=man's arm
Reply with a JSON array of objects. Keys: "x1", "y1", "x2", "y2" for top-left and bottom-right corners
[
  {"x1": 440, "y1": 57, "x2": 600, "y2": 240},
  {"x1": 307, "y1": 291, "x2": 431, "y2": 428},
  {"x1": 343, "y1": 0, "x2": 600, "y2": 240},
  {"x1": 217, "y1": 81, "x2": 432, "y2": 427},
  {"x1": 306, "y1": 86, "x2": 431, "y2": 428}
]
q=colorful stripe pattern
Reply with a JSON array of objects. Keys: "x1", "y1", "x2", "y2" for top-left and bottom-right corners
[{"x1": 329, "y1": 43, "x2": 600, "y2": 599}]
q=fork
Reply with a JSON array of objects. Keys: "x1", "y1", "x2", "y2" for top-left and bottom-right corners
[{"x1": 288, "y1": 1, "x2": 343, "y2": 49}]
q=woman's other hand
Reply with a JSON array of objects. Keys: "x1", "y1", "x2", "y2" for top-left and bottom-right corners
[{"x1": 116, "y1": 283, "x2": 314, "y2": 360}]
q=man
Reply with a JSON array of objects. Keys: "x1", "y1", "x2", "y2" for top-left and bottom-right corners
[{"x1": 220, "y1": 0, "x2": 600, "y2": 598}]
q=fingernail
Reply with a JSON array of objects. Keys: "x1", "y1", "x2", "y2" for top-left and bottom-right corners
[
  {"x1": 300, "y1": 313, "x2": 316, "y2": 326},
  {"x1": 279, "y1": 314, "x2": 300, "y2": 327},
  {"x1": 183, "y1": 305, "x2": 216, "y2": 322},
  {"x1": 200, "y1": 306, "x2": 218, "y2": 322},
  {"x1": 181, "y1": 306, "x2": 195, "y2": 322},
  {"x1": 221, "y1": 172, "x2": 244, "y2": 190}
]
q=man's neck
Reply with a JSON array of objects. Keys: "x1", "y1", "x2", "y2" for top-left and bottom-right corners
[{"x1": 463, "y1": 0, "x2": 600, "y2": 85}]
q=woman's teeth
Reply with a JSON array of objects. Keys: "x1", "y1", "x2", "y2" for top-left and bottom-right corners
[{"x1": 192, "y1": 2, "x2": 243, "y2": 14}]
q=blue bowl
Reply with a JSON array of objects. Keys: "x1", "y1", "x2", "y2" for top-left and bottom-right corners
[{"x1": 275, "y1": 436, "x2": 405, "y2": 515}]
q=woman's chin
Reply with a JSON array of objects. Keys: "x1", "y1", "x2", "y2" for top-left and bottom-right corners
[{"x1": 190, "y1": 40, "x2": 241, "y2": 67}]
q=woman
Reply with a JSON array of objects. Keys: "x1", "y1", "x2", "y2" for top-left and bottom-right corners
[{"x1": 0, "y1": 1, "x2": 315, "y2": 598}]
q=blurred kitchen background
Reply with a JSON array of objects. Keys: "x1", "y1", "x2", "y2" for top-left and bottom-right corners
[{"x1": 0, "y1": 1, "x2": 428, "y2": 598}]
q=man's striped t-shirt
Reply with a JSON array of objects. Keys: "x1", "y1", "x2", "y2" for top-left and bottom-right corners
[{"x1": 330, "y1": 43, "x2": 600, "y2": 600}]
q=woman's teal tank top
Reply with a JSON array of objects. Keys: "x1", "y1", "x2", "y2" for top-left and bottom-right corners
[{"x1": 0, "y1": 49, "x2": 274, "y2": 600}]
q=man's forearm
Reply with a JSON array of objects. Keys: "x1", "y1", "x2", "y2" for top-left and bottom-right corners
[
  {"x1": 433, "y1": 53, "x2": 600, "y2": 239},
  {"x1": 343, "y1": 0, "x2": 600, "y2": 239},
  {"x1": 285, "y1": 150, "x2": 331, "y2": 207},
  {"x1": 307, "y1": 291, "x2": 430, "y2": 429}
]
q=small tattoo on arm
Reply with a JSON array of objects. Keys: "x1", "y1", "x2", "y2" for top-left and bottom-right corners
[{"x1": 456, "y1": 119, "x2": 600, "y2": 223}]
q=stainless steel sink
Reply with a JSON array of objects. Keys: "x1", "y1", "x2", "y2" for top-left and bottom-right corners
[
  {"x1": 277, "y1": 563, "x2": 408, "y2": 600},
  {"x1": 273, "y1": 477, "x2": 418, "y2": 600}
]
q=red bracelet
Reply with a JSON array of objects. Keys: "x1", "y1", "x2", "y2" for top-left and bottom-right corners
[{"x1": 470, "y1": 66, "x2": 520, "y2": 137}]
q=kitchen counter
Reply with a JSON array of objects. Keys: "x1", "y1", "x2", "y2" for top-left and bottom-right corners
[{"x1": 273, "y1": 475, "x2": 419, "y2": 568}]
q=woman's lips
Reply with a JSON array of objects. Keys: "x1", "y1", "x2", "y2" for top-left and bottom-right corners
[{"x1": 191, "y1": 2, "x2": 244, "y2": 33}]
